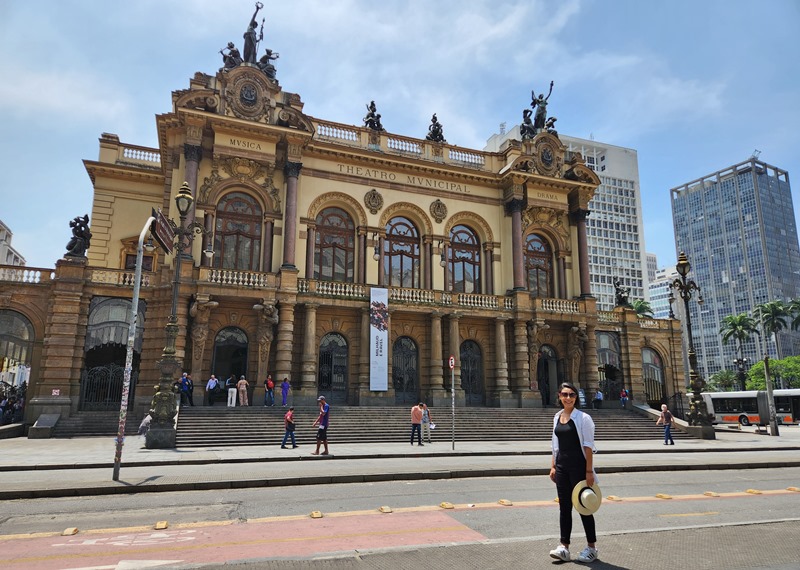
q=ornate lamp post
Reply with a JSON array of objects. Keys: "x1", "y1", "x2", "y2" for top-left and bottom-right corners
[
  {"x1": 733, "y1": 356, "x2": 749, "y2": 392},
  {"x1": 669, "y1": 252, "x2": 713, "y2": 428},
  {"x1": 145, "y1": 183, "x2": 212, "y2": 449}
]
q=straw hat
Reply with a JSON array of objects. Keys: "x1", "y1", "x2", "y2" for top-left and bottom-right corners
[{"x1": 571, "y1": 480, "x2": 602, "y2": 515}]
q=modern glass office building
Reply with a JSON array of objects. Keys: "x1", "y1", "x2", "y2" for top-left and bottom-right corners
[{"x1": 671, "y1": 159, "x2": 800, "y2": 377}]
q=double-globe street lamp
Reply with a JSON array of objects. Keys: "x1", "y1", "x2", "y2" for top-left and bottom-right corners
[
  {"x1": 669, "y1": 252, "x2": 714, "y2": 428},
  {"x1": 733, "y1": 356, "x2": 749, "y2": 392},
  {"x1": 146, "y1": 182, "x2": 212, "y2": 449}
]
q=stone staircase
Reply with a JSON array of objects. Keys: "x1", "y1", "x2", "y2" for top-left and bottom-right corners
[
  {"x1": 174, "y1": 405, "x2": 689, "y2": 447},
  {"x1": 52, "y1": 411, "x2": 144, "y2": 438}
]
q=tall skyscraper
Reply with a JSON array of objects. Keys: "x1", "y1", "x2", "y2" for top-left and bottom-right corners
[
  {"x1": 649, "y1": 266, "x2": 679, "y2": 320},
  {"x1": 646, "y1": 252, "x2": 658, "y2": 284},
  {"x1": 486, "y1": 131, "x2": 647, "y2": 310},
  {"x1": 0, "y1": 221, "x2": 26, "y2": 267},
  {"x1": 671, "y1": 158, "x2": 800, "y2": 377}
]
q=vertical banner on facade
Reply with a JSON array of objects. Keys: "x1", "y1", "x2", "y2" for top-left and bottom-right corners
[{"x1": 370, "y1": 288, "x2": 389, "y2": 391}]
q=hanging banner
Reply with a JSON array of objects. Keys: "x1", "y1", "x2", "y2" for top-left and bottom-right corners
[{"x1": 370, "y1": 288, "x2": 389, "y2": 391}]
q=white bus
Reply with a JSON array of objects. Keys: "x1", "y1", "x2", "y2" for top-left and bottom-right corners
[{"x1": 701, "y1": 389, "x2": 800, "y2": 426}]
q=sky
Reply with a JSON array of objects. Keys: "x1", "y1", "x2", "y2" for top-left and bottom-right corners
[{"x1": 1, "y1": 0, "x2": 799, "y2": 272}]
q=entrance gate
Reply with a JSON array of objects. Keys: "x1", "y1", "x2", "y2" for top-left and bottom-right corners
[
  {"x1": 393, "y1": 336, "x2": 418, "y2": 405},
  {"x1": 318, "y1": 333, "x2": 348, "y2": 404},
  {"x1": 79, "y1": 363, "x2": 139, "y2": 411},
  {"x1": 460, "y1": 340, "x2": 484, "y2": 406}
]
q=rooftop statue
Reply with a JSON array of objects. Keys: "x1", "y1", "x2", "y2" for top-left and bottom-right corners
[
  {"x1": 220, "y1": 42, "x2": 243, "y2": 71},
  {"x1": 614, "y1": 278, "x2": 632, "y2": 309},
  {"x1": 243, "y1": 2, "x2": 264, "y2": 64},
  {"x1": 363, "y1": 100, "x2": 385, "y2": 131},
  {"x1": 258, "y1": 48, "x2": 279, "y2": 80},
  {"x1": 531, "y1": 80, "x2": 554, "y2": 133},
  {"x1": 520, "y1": 108, "x2": 536, "y2": 140},
  {"x1": 425, "y1": 113, "x2": 446, "y2": 143},
  {"x1": 65, "y1": 214, "x2": 92, "y2": 258}
]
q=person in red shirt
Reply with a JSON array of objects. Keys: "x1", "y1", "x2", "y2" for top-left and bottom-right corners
[
  {"x1": 410, "y1": 402, "x2": 424, "y2": 446},
  {"x1": 264, "y1": 374, "x2": 275, "y2": 407},
  {"x1": 281, "y1": 406, "x2": 297, "y2": 448}
]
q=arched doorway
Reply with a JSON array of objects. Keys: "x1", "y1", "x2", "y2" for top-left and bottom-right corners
[
  {"x1": 80, "y1": 298, "x2": 144, "y2": 411},
  {"x1": 318, "y1": 333, "x2": 348, "y2": 404},
  {"x1": 642, "y1": 348, "x2": 666, "y2": 408},
  {"x1": 0, "y1": 309, "x2": 34, "y2": 422},
  {"x1": 460, "y1": 340, "x2": 484, "y2": 406},
  {"x1": 538, "y1": 345, "x2": 560, "y2": 406},
  {"x1": 597, "y1": 332, "x2": 623, "y2": 401},
  {"x1": 212, "y1": 327, "x2": 248, "y2": 384},
  {"x1": 393, "y1": 336, "x2": 418, "y2": 405}
]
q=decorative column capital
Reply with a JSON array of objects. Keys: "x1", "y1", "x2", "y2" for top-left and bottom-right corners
[
  {"x1": 284, "y1": 161, "x2": 303, "y2": 178},
  {"x1": 184, "y1": 144, "x2": 203, "y2": 163},
  {"x1": 504, "y1": 198, "x2": 527, "y2": 216},
  {"x1": 570, "y1": 208, "x2": 590, "y2": 223}
]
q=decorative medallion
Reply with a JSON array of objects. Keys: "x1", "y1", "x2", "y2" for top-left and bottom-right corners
[
  {"x1": 531, "y1": 135, "x2": 563, "y2": 178},
  {"x1": 224, "y1": 70, "x2": 271, "y2": 122},
  {"x1": 364, "y1": 189, "x2": 384, "y2": 215},
  {"x1": 430, "y1": 199, "x2": 448, "y2": 224},
  {"x1": 220, "y1": 157, "x2": 268, "y2": 181}
]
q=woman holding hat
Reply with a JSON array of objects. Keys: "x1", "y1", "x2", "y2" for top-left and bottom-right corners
[{"x1": 549, "y1": 382, "x2": 599, "y2": 563}]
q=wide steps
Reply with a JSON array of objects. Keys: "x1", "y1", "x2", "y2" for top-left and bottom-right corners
[
  {"x1": 175, "y1": 406, "x2": 686, "y2": 447},
  {"x1": 53, "y1": 411, "x2": 143, "y2": 438}
]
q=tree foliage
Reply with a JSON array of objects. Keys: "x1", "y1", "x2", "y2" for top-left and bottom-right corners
[
  {"x1": 631, "y1": 299, "x2": 654, "y2": 318},
  {"x1": 707, "y1": 369, "x2": 738, "y2": 392}
]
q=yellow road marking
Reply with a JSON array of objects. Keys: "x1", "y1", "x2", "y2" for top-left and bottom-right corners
[
  {"x1": 658, "y1": 511, "x2": 719, "y2": 518},
  {"x1": 2, "y1": 487, "x2": 797, "y2": 542}
]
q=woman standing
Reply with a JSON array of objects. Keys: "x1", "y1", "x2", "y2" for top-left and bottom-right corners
[
  {"x1": 236, "y1": 375, "x2": 250, "y2": 407},
  {"x1": 549, "y1": 382, "x2": 599, "y2": 563}
]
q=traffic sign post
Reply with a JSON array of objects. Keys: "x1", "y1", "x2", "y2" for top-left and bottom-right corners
[
  {"x1": 449, "y1": 355, "x2": 455, "y2": 450},
  {"x1": 151, "y1": 208, "x2": 175, "y2": 256}
]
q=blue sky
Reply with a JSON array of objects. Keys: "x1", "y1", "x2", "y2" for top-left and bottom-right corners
[{"x1": 1, "y1": 0, "x2": 798, "y2": 271}]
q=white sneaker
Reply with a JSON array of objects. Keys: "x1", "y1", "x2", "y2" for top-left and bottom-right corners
[
  {"x1": 576, "y1": 546, "x2": 598, "y2": 563},
  {"x1": 549, "y1": 545, "x2": 570, "y2": 561}
]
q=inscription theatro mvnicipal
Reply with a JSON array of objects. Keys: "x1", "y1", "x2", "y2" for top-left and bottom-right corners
[{"x1": 337, "y1": 164, "x2": 470, "y2": 194}]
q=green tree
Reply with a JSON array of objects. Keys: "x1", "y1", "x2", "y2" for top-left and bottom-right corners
[
  {"x1": 753, "y1": 300, "x2": 790, "y2": 338},
  {"x1": 719, "y1": 312, "x2": 757, "y2": 390},
  {"x1": 631, "y1": 299, "x2": 654, "y2": 318},
  {"x1": 706, "y1": 369, "x2": 738, "y2": 392},
  {"x1": 789, "y1": 298, "x2": 800, "y2": 331}
]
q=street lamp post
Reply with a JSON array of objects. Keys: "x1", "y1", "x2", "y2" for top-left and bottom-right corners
[
  {"x1": 669, "y1": 252, "x2": 714, "y2": 429},
  {"x1": 733, "y1": 356, "x2": 749, "y2": 392},
  {"x1": 145, "y1": 183, "x2": 212, "y2": 449}
]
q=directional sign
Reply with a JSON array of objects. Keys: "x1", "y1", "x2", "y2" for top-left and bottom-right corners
[
  {"x1": 151, "y1": 208, "x2": 175, "y2": 255},
  {"x1": 448, "y1": 355, "x2": 455, "y2": 370}
]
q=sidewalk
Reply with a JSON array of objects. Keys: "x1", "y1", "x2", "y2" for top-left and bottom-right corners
[{"x1": 1, "y1": 425, "x2": 799, "y2": 500}]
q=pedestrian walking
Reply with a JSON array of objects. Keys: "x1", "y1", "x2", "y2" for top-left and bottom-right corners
[
  {"x1": 656, "y1": 403, "x2": 676, "y2": 445},
  {"x1": 410, "y1": 402, "x2": 424, "y2": 446},
  {"x1": 421, "y1": 403, "x2": 434, "y2": 444},
  {"x1": 205, "y1": 374, "x2": 220, "y2": 406},
  {"x1": 186, "y1": 373, "x2": 195, "y2": 406},
  {"x1": 311, "y1": 395, "x2": 330, "y2": 455},
  {"x1": 549, "y1": 382, "x2": 600, "y2": 564},
  {"x1": 237, "y1": 375, "x2": 250, "y2": 406},
  {"x1": 264, "y1": 374, "x2": 275, "y2": 407},
  {"x1": 281, "y1": 406, "x2": 298, "y2": 448},
  {"x1": 619, "y1": 388, "x2": 628, "y2": 408},
  {"x1": 280, "y1": 377, "x2": 291, "y2": 406},
  {"x1": 179, "y1": 373, "x2": 193, "y2": 406},
  {"x1": 226, "y1": 375, "x2": 237, "y2": 407}
]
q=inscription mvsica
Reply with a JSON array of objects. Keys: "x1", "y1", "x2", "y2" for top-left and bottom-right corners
[
  {"x1": 229, "y1": 138, "x2": 262, "y2": 150},
  {"x1": 338, "y1": 164, "x2": 469, "y2": 193}
]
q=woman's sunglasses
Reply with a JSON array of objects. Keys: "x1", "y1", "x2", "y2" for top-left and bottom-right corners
[{"x1": 560, "y1": 392, "x2": 577, "y2": 398}]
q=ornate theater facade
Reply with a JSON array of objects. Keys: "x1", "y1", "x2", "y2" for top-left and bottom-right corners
[{"x1": 0, "y1": 48, "x2": 685, "y2": 434}]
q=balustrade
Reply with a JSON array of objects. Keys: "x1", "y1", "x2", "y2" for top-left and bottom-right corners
[
  {"x1": 539, "y1": 298, "x2": 581, "y2": 313},
  {"x1": 387, "y1": 136, "x2": 422, "y2": 155},
  {"x1": 201, "y1": 268, "x2": 275, "y2": 288},
  {"x1": 598, "y1": 311, "x2": 620, "y2": 323},
  {"x1": 90, "y1": 269, "x2": 151, "y2": 287},
  {"x1": 315, "y1": 122, "x2": 360, "y2": 143},
  {"x1": 119, "y1": 145, "x2": 160, "y2": 166},
  {"x1": 0, "y1": 266, "x2": 53, "y2": 284}
]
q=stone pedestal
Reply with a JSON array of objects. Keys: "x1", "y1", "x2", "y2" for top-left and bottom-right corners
[
  {"x1": 685, "y1": 425, "x2": 716, "y2": 440},
  {"x1": 145, "y1": 425, "x2": 177, "y2": 448}
]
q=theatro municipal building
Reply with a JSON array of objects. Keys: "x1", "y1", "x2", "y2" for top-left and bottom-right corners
[{"x1": 0, "y1": 12, "x2": 685, "y2": 436}]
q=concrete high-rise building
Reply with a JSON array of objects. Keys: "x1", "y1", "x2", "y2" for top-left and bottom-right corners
[
  {"x1": 646, "y1": 253, "x2": 658, "y2": 284},
  {"x1": 649, "y1": 266, "x2": 679, "y2": 320},
  {"x1": 0, "y1": 221, "x2": 26, "y2": 267},
  {"x1": 671, "y1": 158, "x2": 800, "y2": 377},
  {"x1": 487, "y1": 131, "x2": 647, "y2": 310}
]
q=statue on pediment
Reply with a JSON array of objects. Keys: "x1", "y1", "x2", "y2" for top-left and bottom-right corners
[
  {"x1": 258, "y1": 48, "x2": 279, "y2": 79},
  {"x1": 220, "y1": 42, "x2": 243, "y2": 71},
  {"x1": 363, "y1": 100, "x2": 384, "y2": 131},
  {"x1": 65, "y1": 214, "x2": 92, "y2": 258},
  {"x1": 425, "y1": 113, "x2": 446, "y2": 143},
  {"x1": 531, "y1": 80, "x2": 554, "y2": 132},
  {"x1": 520, "y1": 109, "x2": 536, "y2": 140},
  {"x1": 243, "y1": 2, "x2": 264, "y2": 64}
]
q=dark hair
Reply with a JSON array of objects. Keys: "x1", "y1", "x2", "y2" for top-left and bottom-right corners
[{"x1": 557, "y1": 382, "x2": 581, "y2": 409}]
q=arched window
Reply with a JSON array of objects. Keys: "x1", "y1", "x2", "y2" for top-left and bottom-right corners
[
  {"x1": 211, "y1": 327, "x2": 249, "y2": 381},
  {"x1": 384, "y1": 216, "x2": 420, "y2": 288},
  {"x1": 596, "y1": 332, "x2": 623, "y2": 399},
  {"x1": 315, "y1": 207, "x2": 355, "y2": 282},
  {"x1": 642, "y1": 347, "x2": 665, "y2": 405},
  {"x1": 525, "y1": 234, "x2": 553, "y2": 297},
  {"x1": 214, "y1": 192, "x2": 262, "y2": 271},
  {"x1": 449, "y1": 224, "x2": 481, "y2": 293}
]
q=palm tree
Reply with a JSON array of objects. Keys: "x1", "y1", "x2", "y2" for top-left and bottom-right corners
[
  {"x1": 630, "y1": 299, "x2": 654, "y2": 318},
  {"x1": 752, "y1": 300, "x2": 790, "y2": 436},
  {"x1": 789, "y1": 298, "x2": 800, "y2": 331},
  {"x1": 720, "y1": 312, "x2": 757, "y2": 390}
]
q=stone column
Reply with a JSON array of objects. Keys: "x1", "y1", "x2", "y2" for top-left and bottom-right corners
[
  {"x1": 202, "y1": 212, "x2": 214, "y2": 267},
  {"x1": 357, "y1": 307, "x2": 370, "y2": 403},
  {"x1": 358, "y1": 227, "x2": 367, "y2": 284},
  {"x1": 377, "y1": 236, "x2": 385, "y2": 287},
  {"x1": 262, "y1": 220, "x2": 274, "y2": 273},
  {"x1": 274, "y1": 300, "x2": 296, "y2": 390},
  {"x1": 300, "y1": 303, "x2": 318, "y2": 400},
  {"x1": 282, "y1": 162, "x2": 302, "y2": 269},
  {"x1": 509, "y1": 199, "x2": 526, "y2": 290},
  {"x1": 427, "y1": 311, "x2": 446, "y2": 404},
  {"x1": 423, "y1": 236, "x2": 432, "y2": 291},
  {"x1": 493, "y1": 317, "x2": 514, "y2": 406},
  {"x1": 571, "y1": 209, "x2": 591, "y2": 297},
  {"x1": 448, "y1": 313, "x2": 465, "y2": 405},
  {"x1": 305, "y1": 223, "x2": 316, "y2": 278},
  {"x1": 513, "y1": 318, "x2": 534, "y2": 407},
  {"x1": 557, "y1": 254, "x2": 567, "y2": 298},
  {"x1": 189, "y1": 297, "x2": 218, "y2": 385},
  {"x1": 183, "y1": 144, "x2": 203, "y2": 252},
  {"x1": 484, "y1": 243, "x2": 494, "y2": 295}
]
